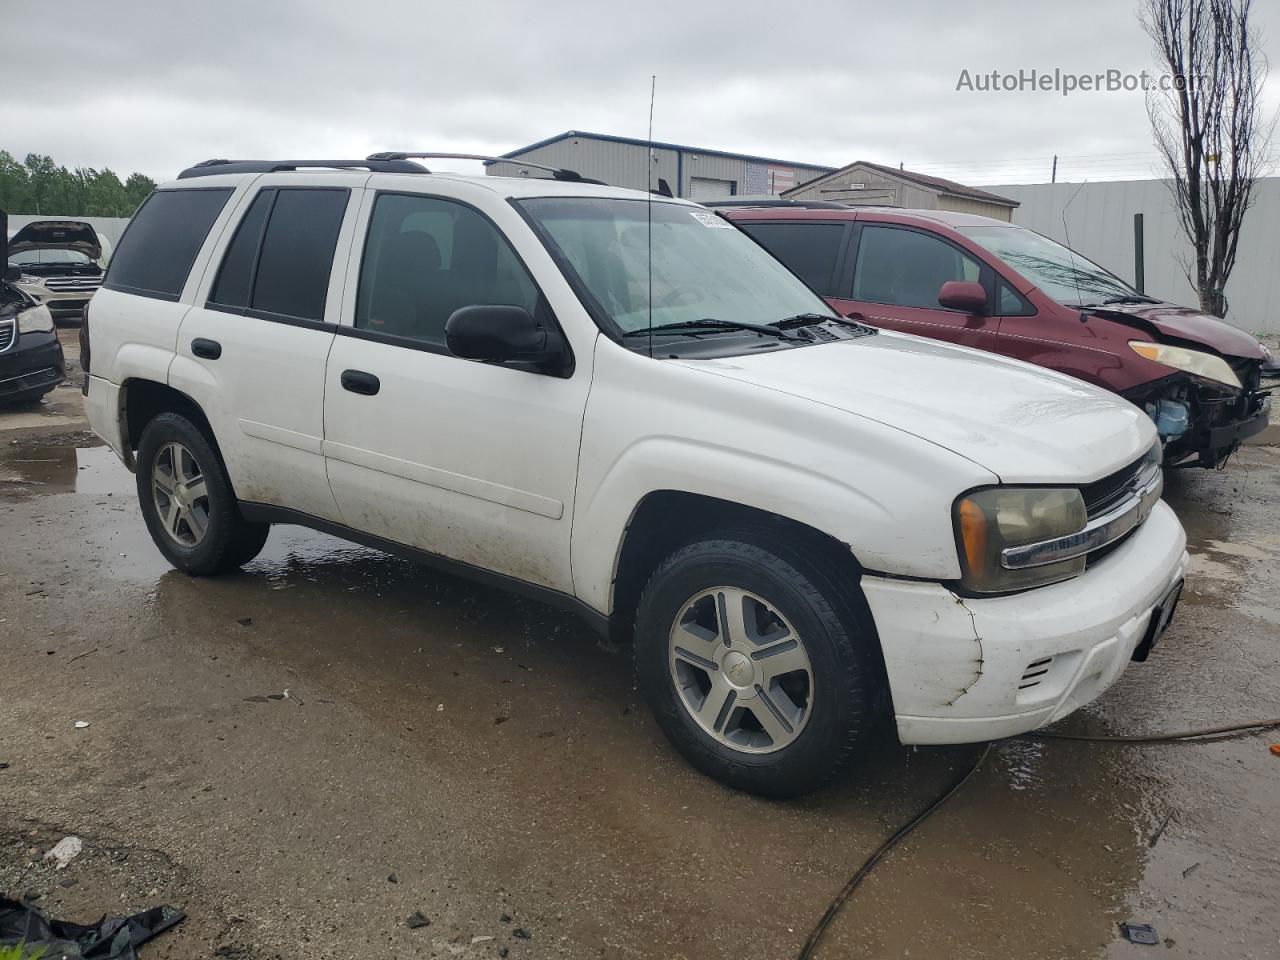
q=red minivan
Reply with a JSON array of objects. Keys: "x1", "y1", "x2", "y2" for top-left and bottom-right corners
[{"x1": 718, "y1": 203, "x2": 1272, "y2": 468}]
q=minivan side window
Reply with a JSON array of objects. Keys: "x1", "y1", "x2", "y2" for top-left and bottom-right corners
[
  {"x1": 852, "y1": 225, "x2": 982, "y2": 310},
  {"x1": 356, "y1": 193, "x2": 540, "y2": 347},
  {"x1": 736, "y1": 222, "x2": 845, "y2": 297},
  {"x1": 103, "y1": 188, "x2": 233, "y2": 301},
  {"x1": 208, "y1": 187, "x2": 349, "y2": 323},
  {"x1": 997, "y1": 280, "x2": 1036, "y2": 317}
]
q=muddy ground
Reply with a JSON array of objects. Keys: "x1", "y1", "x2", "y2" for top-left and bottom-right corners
[{"x1": 2, "y1": 330, "x2": 1278, "y2": 959}]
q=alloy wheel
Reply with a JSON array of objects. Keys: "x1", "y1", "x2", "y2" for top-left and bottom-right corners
[
  {"x1": 668, "y1": 587, "x2": 813, "y2": 753},
  {"x1": 152, "y1": 441, "x2": 210, "y2": 547}
]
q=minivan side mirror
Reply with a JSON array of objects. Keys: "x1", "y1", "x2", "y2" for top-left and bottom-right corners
[
  {"x1": 445, "y1": 305, "x2": 570, "y2": 373},
  {"x1": 938, "y1": 280, "x2": 988, "y2": 313},
  {"x1": 3, "y1": 265, "x2": 19, "y2": 284}
]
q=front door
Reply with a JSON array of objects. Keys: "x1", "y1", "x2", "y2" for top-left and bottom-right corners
[
  {"x1": 321, "y1": 188, "x2": 592, "y2": 594},
  {"x1": 829, "y1": 223, "x2": 1000, "y2": 351}
]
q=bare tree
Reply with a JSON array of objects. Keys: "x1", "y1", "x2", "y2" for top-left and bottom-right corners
[{"x1": 1141, "y1": 0, "x2": 1274, "y2": 317}]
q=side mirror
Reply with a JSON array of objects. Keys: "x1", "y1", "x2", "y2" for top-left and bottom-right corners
[
  {"x1": 445, "y1": 305, "x2": 569, "y2": 372},
  {"x1": 3, "y1": 265, "x2": 19, "y2": 284},
  {"x1": 938, "y1": 280, "x2": 988, "y2": 313}
]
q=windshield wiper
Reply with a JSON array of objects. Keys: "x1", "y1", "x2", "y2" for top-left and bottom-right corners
[
  {"x1": 624, "y1": 318, "x2": 799, "y2": 341},
  {"x1": 1100, "y1": 295, "x2": 1160, "y2": 305}
]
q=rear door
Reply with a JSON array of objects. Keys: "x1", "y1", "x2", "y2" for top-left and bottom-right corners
[
  {"x1": 321, "y1": 183, "x2": 592, "y2": 593},
  {"x1": 171, "y1": 174, "x2": 364, "y2": 521},
  {"x1": 829, "y1": 222, "x2": 1000, "y2": 351}
]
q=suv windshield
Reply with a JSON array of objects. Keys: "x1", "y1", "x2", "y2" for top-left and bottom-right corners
[
  {"x1": 959, "y1": 225, "x2": 1138, "y2": 307},
  {"x1": 516, "y1": 197, "x2": 833, "y2": 335}
]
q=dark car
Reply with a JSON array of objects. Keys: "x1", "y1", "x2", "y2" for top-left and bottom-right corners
[
  {"x1": 719, "y1": 203, "x2": 1272, "y2": 468},
  {"x1": 0, "y1": 212, "x2": 67, "y2": 405}
]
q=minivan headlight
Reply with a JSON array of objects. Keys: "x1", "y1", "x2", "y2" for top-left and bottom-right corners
[
  {"x1": 17, "y1": 305, "x2": 55, "y2": 334},
  {"x1": 1128, "y1": 341, "x2": 1241, "y2": 390},
  {"x1": 954, "y1": 487, "x2": 1087, "y2": 594}
]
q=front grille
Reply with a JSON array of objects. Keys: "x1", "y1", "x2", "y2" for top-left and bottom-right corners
[
  {"x1": 44, "y1": 276, "x2": 102, "y2": 292},
  {"x1": 48, "y1": 299, "x2": 89, "y2": 312},
  {"x1": 0, "y1": 320, "x2": 14, "y2": 353},
  {"x1": 1081, "y1": 455, "x2": 1145, "y2": 518}
]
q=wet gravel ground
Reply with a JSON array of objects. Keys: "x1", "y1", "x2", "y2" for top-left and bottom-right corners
[{"x1": 2, "y1": 345, "x2": 1278, "y2": 959}]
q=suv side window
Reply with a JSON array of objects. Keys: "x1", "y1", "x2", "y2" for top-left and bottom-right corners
[
  {"x1": 356, "y1": 193, "x2": 540, "y2": 346},
  {"x1": 103, "y1": 188, "x2": 233, "y2": 301},
  {"x1": 852, "y1": 225, "x2": 982, "y2": 309},
  {"x1": 736, "y1": 221, "x2": 845, "y2": 297},
  {"x1": 208, "y1": 187, "x2": 349, "y2": 322}
]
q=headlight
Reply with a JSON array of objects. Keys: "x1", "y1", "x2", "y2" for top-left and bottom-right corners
[
  {"x1": 17, "y1": 305, "x2": 54, "y2": 334},
  {"x1": 18, "y1": 275, "x2": 43, "y2": 285},
  {"x1": 954, "y1": 487, "x2": 1087, "y2": 594},
  {"x1": 1129, "y1": 340, "x2": 1241, "y2": 389}
]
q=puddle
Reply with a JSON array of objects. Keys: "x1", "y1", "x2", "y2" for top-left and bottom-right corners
[{"x1": 0, "y1": 435, "x2": 130, "y2": 499}]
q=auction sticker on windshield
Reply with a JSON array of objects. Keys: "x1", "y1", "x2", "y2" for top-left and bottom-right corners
[{"x1": 689, "y1": 210, "x2": 733, "y2": 228}]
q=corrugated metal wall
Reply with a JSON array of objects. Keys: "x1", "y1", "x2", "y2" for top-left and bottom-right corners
[
  {"x1": 990, "y1": 178, "x2": 1280, "y2": 334},
  {"x1": 486, "y1": 136, "x2": 828, "y2": 200}
]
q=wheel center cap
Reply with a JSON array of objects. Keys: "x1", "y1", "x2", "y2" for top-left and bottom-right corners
[{"x1": 722, "y1": 650, "x2": 754, "y2": 688}]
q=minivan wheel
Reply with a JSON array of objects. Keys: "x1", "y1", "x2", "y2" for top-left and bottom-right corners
[
  {"x1": 136, "y1": 412, "x2": 269, "y2": 575},
  {"x1": 635, "y1": 534, "x2": 880, "y2": 798}
]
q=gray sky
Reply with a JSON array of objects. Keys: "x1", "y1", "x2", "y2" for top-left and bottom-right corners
[{"x1": 7, "y1": 0, "x2": 1280, "y2": 185}]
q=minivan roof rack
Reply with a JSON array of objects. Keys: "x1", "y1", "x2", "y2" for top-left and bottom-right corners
[
  {"x1": 177, "y1": 158, "x2": 427, "y2": 179},
  {"x1": 368, "y1": 152, "x2": 606, "y2": 185},
  {"x1": 701, "y1": 198, "x2": 849, "y2": 210}
]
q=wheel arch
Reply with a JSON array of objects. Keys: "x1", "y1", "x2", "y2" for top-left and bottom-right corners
[{"x1": 120, "y1": 378, "x2": 236, "y2": 494}]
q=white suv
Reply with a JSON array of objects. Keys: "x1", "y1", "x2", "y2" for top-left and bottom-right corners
[{"x1": 83, "y1": 155, "x2": 1187, "y2": 796}]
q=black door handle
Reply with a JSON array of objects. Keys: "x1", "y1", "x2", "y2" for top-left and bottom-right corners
[
  {"x1": 192, "y1": 338, "x2": 222, "y2": 360},
  {"x1": 340, "y1": 369, "x2": 380, "y2": 396}
]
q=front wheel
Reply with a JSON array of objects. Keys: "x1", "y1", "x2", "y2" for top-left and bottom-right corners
[
  {"x1": 634, "y1": 534, "x2": 881, "y2": 797},
  {"x1": 136, "y1": 412, "x2": 269, "y2": 575}
]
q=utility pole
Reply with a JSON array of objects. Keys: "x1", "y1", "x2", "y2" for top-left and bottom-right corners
[{"x1": 1051, "y1": 155, "x2": 1058, "y2": 184}]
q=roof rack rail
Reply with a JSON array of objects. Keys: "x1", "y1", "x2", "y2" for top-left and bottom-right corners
[
  {"x1": 367, "y1": 152, "x2": 607, "y2": 185},
  {"x1": 177, "y1": 158, "x2": 427, "y2": 180},
  {"x1": 700, "y1": 198, "x2": 849, "y2": 210}
]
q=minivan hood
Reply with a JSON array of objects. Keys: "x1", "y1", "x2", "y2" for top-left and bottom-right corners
[
  {"x1": 680, "y1": 332, "x2": 1156, "y2": 484},
  {"x1": 8, "y1": 221, "x2": 102, "y2": 261},
  {"x1": 1090, "y1": 301, "x2": 1266, "y2": 361}
]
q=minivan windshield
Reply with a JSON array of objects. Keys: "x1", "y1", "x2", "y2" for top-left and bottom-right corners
[
  {"x1": 516, "y1": 197, "x2": 834, "y2": 335},
  {"x1": 959, "y1": 225, "x2": 1141, "y2": 307}
]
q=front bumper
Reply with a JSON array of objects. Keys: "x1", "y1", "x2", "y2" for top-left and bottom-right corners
[
  {"x1": 0, "y1": 330, "x2": 66, "y2": 401},
  {"x1": 863, "y1": 501, "x2": 1187, "y2": 744},
  {"x1": 14, "y1": 282, "x2": 96, "y2": 321}
]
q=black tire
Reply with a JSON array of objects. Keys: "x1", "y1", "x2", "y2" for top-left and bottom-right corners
[
  {"x1": 136, "y1": 412, "x2": 270, "y2": 575},
  {"x1": 634, "y1": 532, "x2": 881, "y2": 798}
]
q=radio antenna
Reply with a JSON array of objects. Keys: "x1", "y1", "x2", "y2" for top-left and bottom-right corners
[
  {"x1": 1061, "y1": 178, "x2": 1089, "y2": 317},
  {"x1": 647, "y1": 74, "x2": 656, "y2": 360}
]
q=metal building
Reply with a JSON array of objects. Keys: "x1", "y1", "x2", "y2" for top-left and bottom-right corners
[
  {"x1": 485, "y1": 130, "x2": 834, "y2": 200},
  {"x1": 784, "y1": 161, "x2": 1020, "y2": 221}
]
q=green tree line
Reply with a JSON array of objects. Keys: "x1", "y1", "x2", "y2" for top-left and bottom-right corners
[{"x1": 0, "y1": 151, "x2": 156, "y2": 218}]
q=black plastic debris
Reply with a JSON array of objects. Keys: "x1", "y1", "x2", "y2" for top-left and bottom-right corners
[
  {"x1": 405, "y1": 911, "x2": 431, "y2": 929},
  {"x1": 513, "y1": 927, "x2": 532, "y2": 939},
  {"x1": 1119, "y1": 922, "x2": 1160, "y2": 945},
  {"x1": 0, "y1": 896, "x2": 184, "y2": 959}
]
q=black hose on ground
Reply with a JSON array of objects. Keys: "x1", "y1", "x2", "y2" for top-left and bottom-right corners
[
  {"x1": 1026, "y1": 717, "x2": 1280, "y2": 743},
  {"x1": 795, "y1": 742, "x2": 992, "y2": 960},
  {"x1": 796, "y1": 718, "x2": 1280, "y2": 958}
]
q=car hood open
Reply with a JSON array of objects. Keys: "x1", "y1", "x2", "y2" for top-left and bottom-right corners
[
  {"x1": 1090, "y1": 301, "x2": 1266, "y2": 361},
  {"x1": 680, "y1": 332, "x2": 1157, "y2": 484},
  {"x1": 8, "y1": 221, "x2": 102, "y2": 261}
]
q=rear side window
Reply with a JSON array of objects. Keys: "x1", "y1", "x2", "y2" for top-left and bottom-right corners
[
  {"x1": 208, "y1": 187, "x2": 349, "y2": 322},
  {"x1": 104, "y1": 189, "x2": 232, "y2": 300},
  {"x1": 737, "y1": 221, "x2": 845, "y2": 297}
]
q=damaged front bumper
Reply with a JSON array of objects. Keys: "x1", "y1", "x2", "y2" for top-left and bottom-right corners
[
  {"x1": 862, "y1": 501, "x2": 1187, "y2": 745},
  {"x1": 1126, "y1": 369, "x2": 1271, "y2": 468}
]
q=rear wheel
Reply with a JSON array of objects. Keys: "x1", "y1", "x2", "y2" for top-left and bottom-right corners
[
  {"x1": 634, "y1": 533, "x2": 881, "y2": 797},
  {"x1": 136, "y1": 412, "x2": 269, "y2": 575}
]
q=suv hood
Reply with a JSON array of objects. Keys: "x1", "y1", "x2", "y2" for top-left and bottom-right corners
[
  {"x1": 8, "y1": 221, "x2": 102, "y2": 261},
  {"x1": 680, "y1": 332, "x2": 1156, "y2": 484},
  {"x1": 1090, "y1": 301, "x2": 1266, "y2": 361}
]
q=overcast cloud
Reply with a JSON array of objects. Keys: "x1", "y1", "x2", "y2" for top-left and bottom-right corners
[{"x1": 6, "y1": 0, "x2": 1279, "y2": 185}]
